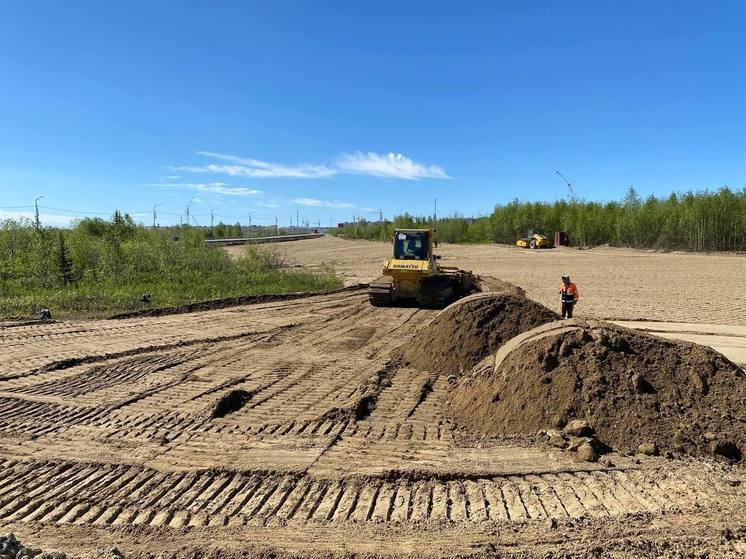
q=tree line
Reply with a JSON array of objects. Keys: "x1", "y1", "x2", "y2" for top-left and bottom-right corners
[{"x1": 334, "y1": 187, "x2": 746, "y2": 252}]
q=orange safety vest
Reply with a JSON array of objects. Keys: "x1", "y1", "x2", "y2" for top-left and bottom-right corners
[{"x1": 560, "y1": 282, "x2": 579, "y2": 303}]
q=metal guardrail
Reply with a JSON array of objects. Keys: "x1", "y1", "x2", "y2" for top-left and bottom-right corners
[{"x1": 204, "y1": 233, "x2": 324, "y2": 246}]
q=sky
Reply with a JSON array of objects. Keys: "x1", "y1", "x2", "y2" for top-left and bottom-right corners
[{"x1": 1, "y1": 1, "x2": 744, "y2": 227}]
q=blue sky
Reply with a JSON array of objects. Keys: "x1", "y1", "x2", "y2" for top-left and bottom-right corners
[{"x1": 1, "y1": 1, "x2": 744, "y2": 227}]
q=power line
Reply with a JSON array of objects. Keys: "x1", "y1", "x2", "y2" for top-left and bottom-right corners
[
  {"x1": 38, "y1": 205, "x2": 150, "y2": 215},
  {"x1": 8, "y1": 201, "x2": 334, "y2": 228}
]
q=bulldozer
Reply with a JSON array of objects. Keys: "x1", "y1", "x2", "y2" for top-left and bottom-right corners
[
  {"x1": 516, "y1": 229, "x2": 553, "y2": 249},
  {"x1": 368, "y1": 228, "x2": 480, "y2": 308}
]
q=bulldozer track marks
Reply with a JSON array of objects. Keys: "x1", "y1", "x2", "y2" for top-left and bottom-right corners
[
  {"x1": 0, "y1": 459, "x2": 727, "y2": 528},
  {"x1": 0, "y1": 287, "x2": 742, "y2": 555}
]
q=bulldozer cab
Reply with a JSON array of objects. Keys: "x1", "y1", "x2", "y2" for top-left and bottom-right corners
[{"x1": 393, "y1": 230, "x2": 430, "y2": 261}]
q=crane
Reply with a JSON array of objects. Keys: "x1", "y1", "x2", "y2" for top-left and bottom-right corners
[{"x1": 555, "y1": 171, "x2": 577, "y2": 202}]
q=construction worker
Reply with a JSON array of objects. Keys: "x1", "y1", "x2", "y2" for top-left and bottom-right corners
[{"x1": 559, "y1": 275, "x2": 579, "y2": 318}]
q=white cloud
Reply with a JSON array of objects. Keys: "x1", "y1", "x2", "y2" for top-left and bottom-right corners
[
  {"x1": 150, "y1": 182, "x2": 262, "y2": 197},
  {"x1": 292, "y1": 197, "x2": 353, "y2": 209},
  {"x1": 336, "y1": 151, "x2": 450, "y2": 180},
  {"x1": 172, "y1": 150, "x2": 449, "y2": 181},
  {"x1": 259, "y1": 201, "x2": 280, "y2": 209},
  {"x1": 172, "y1": 151, "x2": 338, "y2": 179}
]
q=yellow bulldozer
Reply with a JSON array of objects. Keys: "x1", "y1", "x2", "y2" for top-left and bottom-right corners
[
  {"x1": 516, "y1": 229, "x2": 553, "y2": 249},
  {"x1": 368, "y1": 229, "x2": 480, "y2": 308}
]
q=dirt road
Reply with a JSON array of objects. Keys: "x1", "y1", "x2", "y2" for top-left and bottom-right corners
[{"x1": 0, "y1": 238, "x2": 744, "y2": 557}]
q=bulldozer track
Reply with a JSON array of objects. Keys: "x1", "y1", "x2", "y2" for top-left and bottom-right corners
[
  {"x1": 0, "y1": 287, "x2": 743, "y2": 557},
  {"x1": 0, "y1": 458, "x2": 728, "y2": 529}
]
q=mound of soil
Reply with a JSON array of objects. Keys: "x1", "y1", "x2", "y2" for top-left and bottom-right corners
[
  {"x1": 398, "y1": 291, "x2": 558, "y2": 376},
  {"x1": 477, "y1": 276, "x2": 527, "y2": 298},
  {"x1": 449, "y1": 322, "x2": 746, "y2": 460}
]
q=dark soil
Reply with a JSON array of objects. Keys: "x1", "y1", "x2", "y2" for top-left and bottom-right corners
[
  {"x1": 210, "y1": 389, "x2": 255, "y2": 418},
  {"x1": 397, "y1": 291, "x2": 558, "y2": 376},
  {"x1": 449, "y1": 322, "x2": 746, "y2": 460}
]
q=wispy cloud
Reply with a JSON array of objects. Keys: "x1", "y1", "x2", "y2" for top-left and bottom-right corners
[
  {"x1": 336, "y1": 152, "x2": 450, "y2": 180},
  {"x1": 150, "y1": 182, "x2": 262, "y2": 197},
  {"x1": 172, "y1": 151, "x2": 337, "y2": 179},
  {"x1": 172, "y1": 150, "x2": 450, "y2": 181},
  {"x1": 292, "y1": 197, "x2": 353, "y2": 209}
]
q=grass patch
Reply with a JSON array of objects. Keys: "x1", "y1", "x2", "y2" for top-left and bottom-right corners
[{"x1": 0, "y1": 215, "x2": 341, "y2": 319}]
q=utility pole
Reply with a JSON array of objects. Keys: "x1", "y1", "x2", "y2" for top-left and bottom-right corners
[
  {"x1": 210, "y1": 208, "x2": 217, "y2": 231},
  {"x1": 433, "y1": 198, "x2": 438, "y2": 246},
  {"x1": 185, "y1": 197, "x2": 194, "y2": 226},
  {"x1": 379, "y1": 209, "x2": 383, "y2": 223},
  {"x1": 248, "y1": 212, "x2": 252, "y2": 229},
  {"x1": 275, "y1": 214, "x2": 279, "y2": 235},
  {"x1": 296, "y1": 209, "x2": 300, "y2": 232},
  {"x1": 153, "y1": 204, "x2": 161, "y2": 228},
  {"x1": 34, "y1": 195, "x2": 44, "y2": 230}
]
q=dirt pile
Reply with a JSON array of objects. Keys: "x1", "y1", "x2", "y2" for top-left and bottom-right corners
[
  {"x1": 397, "y1": 291, "x2": 558, "y2": 376},
  {"x1": 476, "y1": 276, "x2": 527, "y2": 298},
  {"x1": 449, "y1": 321, "x2": 745, "y2": 460}
]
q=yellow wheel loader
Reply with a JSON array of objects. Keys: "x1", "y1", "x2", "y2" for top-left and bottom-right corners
[
  {"x1": 368, "y1": 229, "x2": 480, "y2": 308},
  {"x1": 516, "y1": 229, "x2": 553, "y2": 249}
]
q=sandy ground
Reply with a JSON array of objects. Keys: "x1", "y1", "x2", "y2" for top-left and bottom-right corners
[
  {"x1": 269, "y1": 236, "x2": 746, "y2": 326},
  {"x1": 0, "y1": 238, "x2": 744, "y2": 557},
  {"x1": 263, "y1": 236, "x2": 746, "y2": 364}
]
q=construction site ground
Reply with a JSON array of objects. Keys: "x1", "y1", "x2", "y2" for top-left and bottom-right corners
[
  {"x1": 1, "y1": 236, "x2": 744, "y2": 558},
  {"x1": 271, "y1": 236, "x2": 746, "y2": 362}
]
